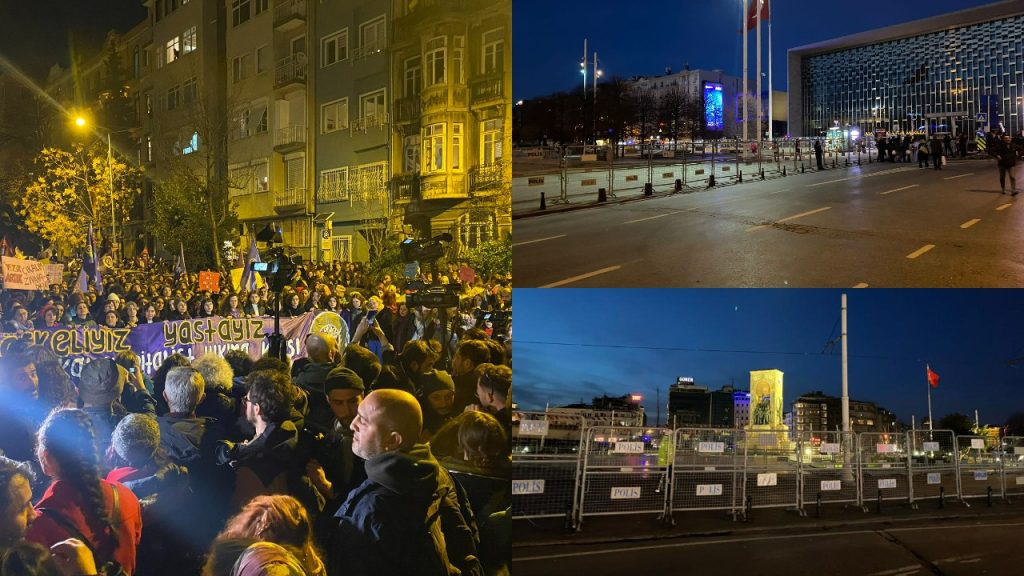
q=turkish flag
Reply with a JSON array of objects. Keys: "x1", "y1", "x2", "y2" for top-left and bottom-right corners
[
  {"x1": 747, "y1": 0, "x2": 770, "y2": 30},
  {"x1": 926, "y1": 365, "x2": 940, "y2": 388}
]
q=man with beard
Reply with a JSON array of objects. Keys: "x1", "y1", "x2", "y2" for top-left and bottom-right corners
[
  {"x1": 450, "y1": 339, "x2": 491, "y2": 414},
  {"x1": 330, "y1": 389, "x2": 481, "y2": 576}
]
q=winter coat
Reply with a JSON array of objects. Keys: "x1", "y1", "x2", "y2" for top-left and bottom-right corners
[
  {"x1": 994, "y1": 140, "x2": 1018, "y2": 167},
  {"x1": 293, "y1": 361, "x2": 338, "y2": 435},
  {"x1": 230, "y1": 420, "x2": 324, "y2": 516},
  {"x1": 330, "y1": 444, "x2": 481, "y2": 576},
  {"x1": 27, "y1": 479, "x2": 143, "y2": 574}
]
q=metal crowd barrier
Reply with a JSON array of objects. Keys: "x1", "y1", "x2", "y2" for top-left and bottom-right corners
[
  {"x1": 669, "y1": 428, "x2": 744, "y2": 521},
  {"x1": 513, "y1": 425, "x2": 1017, "y2": 528},
  {"x1": 908, "y1": 430, "x2": 957, "y2": 506},
  {"x1": 797, "y1": 431, "x2": 859, "y2": 511},
  {"x1": 956, "y1": 435, "x2": 1002, "y2": 501},
  {"x1": 576, "y1": 426, "x2": 673, "y2": 528},
  {"x1": 1003, "y1": 436, "x2": 1024, "y2": 498},
  {"x1": 742, "y1": 429, "x2": 800, "y2": 516},
  {"x1": 511, "y1": 412, "x2": 586, "y2": 523}
]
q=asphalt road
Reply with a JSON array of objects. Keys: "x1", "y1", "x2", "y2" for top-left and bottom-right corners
[
  {"x1": 514, "y1": 516, "x2": 1024, "y2": 575},
  {"x1": 512, "y1": 158, "x2": 1024, "y2": 287}
]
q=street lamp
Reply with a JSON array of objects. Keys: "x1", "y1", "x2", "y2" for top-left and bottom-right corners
[{"x1": 73, "y1": 115, "x2": 121, "y2": 257}]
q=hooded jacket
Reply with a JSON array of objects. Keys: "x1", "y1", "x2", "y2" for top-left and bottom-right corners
[
  {"x1": 293, "y1": 361, "x2": 338, "y2": 435},
  {"x1": 331, "y1": 444, "x2": 481, "y2": 576}
]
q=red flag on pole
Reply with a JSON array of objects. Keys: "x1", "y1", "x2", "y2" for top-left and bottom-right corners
[
  {"x1": 926, "y1": 365, "x2": 940, "y2": 388},
  {"x1": 747, "y1": 0, "x2": 770, "y2": 30}
]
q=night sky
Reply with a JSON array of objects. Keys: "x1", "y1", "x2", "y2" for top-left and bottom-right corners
[
  {"x1": 514, "y1": 0, "x2": 998, "y2": 100},
  {"x1": 0, "y1": 0, "x2": 146, "y2": 82},
  {"x1": 513, "y1": 289, "x2": 1024, "y2": 427}
]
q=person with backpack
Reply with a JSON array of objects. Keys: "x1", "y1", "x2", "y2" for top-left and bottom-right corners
[{"x1": 26, "y1": 409, "x2": 143, "y2": 575}]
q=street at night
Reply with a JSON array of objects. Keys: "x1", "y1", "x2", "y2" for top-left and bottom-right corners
[
  {"x1": 513, "y1": 157, "x2": 1024, "y2": 287},
  {"x1": 514, "y1": 510, "x2": 1024, "y2": 576}
]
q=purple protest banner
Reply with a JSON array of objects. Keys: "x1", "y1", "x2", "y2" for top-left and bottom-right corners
[{"x1": 0, "y1": 312, "x2": 327, "y2": 379}]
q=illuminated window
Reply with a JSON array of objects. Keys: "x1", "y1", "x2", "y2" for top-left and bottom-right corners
[
  {"x1": 182, "y1": 131, "x2": 199, "y2": 155},
  {"x1": 165, "y1": 36, "x2": 181, "y2": 64},
  {"x1": 253, "y1": 160, "x2": 268, "y2": 192},
  {"x1": 452, "y1": 123, "x2": 462, "y2": 171},
  {"x1": 424, "y1": 123, "x2": 444, "y2": 172},
  {"x1": 182, "y1": 26, "x2": 197, "y2": 54},
  {"x1": 481, "y1": 119, "x2": 502, "y2": 165}
]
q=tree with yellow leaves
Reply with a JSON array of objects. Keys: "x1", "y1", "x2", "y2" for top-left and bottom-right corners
[{"x1": 16, "y1": 143, "x2": 142, "y2": 256}]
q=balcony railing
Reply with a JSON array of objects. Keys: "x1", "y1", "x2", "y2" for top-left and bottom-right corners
[
  {"x1": 352, "y1": 42, "x2": 386, "y2": 61},
  {"x1": 392, "y1": 174, "x2": 419, "y2": 202},
  {"x1": 469, "y1": 161, "x2": 506, "y2": 192},
  {"x1": 275, "y1": 53, "x2": 307, "y2": 89},
  {"x1": 350, "y1": 113, "x2": 390, "y2": 134},
  {"x1": 273, "y1": 0, "x2": 306, "y2": 29},
  {"x1": 274, "y1": 186, "x2": 305, "y2": 209},
  {"x1": 273, "y1": 124, "x2": 306, "y2": 149},
  {"x1": 394, "y1": 97, "x2": 420, "y2": 124},
  {"x1": 470, "y1": 74, "x2": 504, "y2": 102}
]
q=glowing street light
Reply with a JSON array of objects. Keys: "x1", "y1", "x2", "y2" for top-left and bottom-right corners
[{"x1": 73, "y1": 114, "x2": 118, "y2": 256}]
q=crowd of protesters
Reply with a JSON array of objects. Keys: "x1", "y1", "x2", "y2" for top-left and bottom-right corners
[{"x1": 0, "y1": 255, "x2": 512, "y2": 575}]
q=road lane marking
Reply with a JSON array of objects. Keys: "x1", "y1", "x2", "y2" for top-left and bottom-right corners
[
  {"x1": 747, "y1": 206, "x2": 831, "y2": 232},
  {"x1": 880, "y1": 184, "x2": 919, "y2": 195},
  {"x1": 906, "y1": 244, "x2": 935, "y2": 259},
  {"x1": 853, "y1": 283, "x2": 869, "y2": 288},
  {"x1": 623, "y1": 210, "x2": 686, "y2": 225},
  {"x1": 540, "y1": 265, "x2": 622, "y2": 288},
  {"x1": 943, "y1": 172, "x2": 974, "y2": 180},
  {"x1": 960, "y1": 219, "x2": 980, "y2": 229},
  {"x1": 512, "y1": 235, "x2": 566, "y2": 247},
  {"x1": 997, "y1": 203, "x2": 1013, "y2": 211},
  {"x1": 959, "y1": 559, "x2": 981, "y2": 564},
  {"x1": 807, "y1": 176, "x2": 856, "y2": 187}
]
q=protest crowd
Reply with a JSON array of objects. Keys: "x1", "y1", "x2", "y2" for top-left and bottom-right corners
[{"x1": 0, "y1": 252, "x2": 512, "y2": 576}]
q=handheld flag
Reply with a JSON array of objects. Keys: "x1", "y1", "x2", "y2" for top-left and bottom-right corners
[
  {"x1": 174, "y1": 242, "x2": 187, "y2": 282},
  {"x1": 926, "y1": 365, "x2": 940, "y2": 388},
  {"x1": 83, "y1": 223, "x2": 103, "y2": 294},
  {"x1": 240, "y1": 237, "x2": 261, "y2": 292},
  {"x1": 747, "y1": 0, "x2": 769, "y2": 30}
]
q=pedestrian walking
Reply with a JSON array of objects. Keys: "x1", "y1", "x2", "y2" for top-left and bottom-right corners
[
  {"x1": 814, "y1": 140, "x2": 824, "y2": 170},
  {"x1": 992, "y1": 134, "x2": 1019, "y2": 195},
  {"x1": 958, "y1": 133, "x2": 968, "y2": 158},
  {"x1": 943, "y1": 134, "x2": 953, "y2": 157},
  {"x1": 930, "y1": 135, "x2": 943, "y2": 170},
  {"x1": 918, "y1": 140, "x2": 930, "y2": 168}
]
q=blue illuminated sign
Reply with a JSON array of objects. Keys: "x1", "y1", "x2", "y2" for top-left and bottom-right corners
[{"x1": 704, "y1": 82, "x2": 724, "y2": 131}]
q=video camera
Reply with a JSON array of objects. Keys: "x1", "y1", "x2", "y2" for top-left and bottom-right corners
[
  {"x1": 249, "y1": 224, "x2": 302, "y2": 293},
  {"x1": 401, "y1": 234, "x2": 460, "y2": 310}
]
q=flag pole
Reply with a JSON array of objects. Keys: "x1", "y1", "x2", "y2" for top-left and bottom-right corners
[
  {"x1": 756, "y1": 0, "x2": 762, "y2": 145},
  {"x1": 742, "y1": 0, "x2": 748, "y2": 141},
  {"x1": 926, "y1": 364, "x2": 934, "y2": 433},
  {"x1": 767, "y1": 5, "x2": 773, "y2": 140}
]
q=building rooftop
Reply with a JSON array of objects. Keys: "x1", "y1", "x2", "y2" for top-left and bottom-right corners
[{"x1": 789, "y1": 0, "x2": 1024, "y2": 58}]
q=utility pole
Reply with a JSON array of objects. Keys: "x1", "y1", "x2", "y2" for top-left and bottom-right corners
[{"x1": 841, "y1": 294, "x2": 850, "y2": 435}]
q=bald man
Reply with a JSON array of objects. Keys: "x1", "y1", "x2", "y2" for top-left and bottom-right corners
[
  {"x1": 294, "y1": 332, "x2": 341, "y2": 434},
  {"x1": 330, "y1": 390, "x2": 482, "y2": 576}
]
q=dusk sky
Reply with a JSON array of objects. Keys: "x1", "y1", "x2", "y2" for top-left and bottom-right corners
[
  {"x1": 513, "y1": 289, "x2": 1024, "y2": 426},
  {"x1": 514, "y1": 0, "x2": 998, "y2": 100}
]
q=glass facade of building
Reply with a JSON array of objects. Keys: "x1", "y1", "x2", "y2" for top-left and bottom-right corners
[{"x1": 793, "y1": 5, "x2": 1024, "y2": 138}]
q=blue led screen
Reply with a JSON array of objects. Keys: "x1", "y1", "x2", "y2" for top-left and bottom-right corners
[{"x1": 704, "y1": 82, "x2": 723, "y2": 131}]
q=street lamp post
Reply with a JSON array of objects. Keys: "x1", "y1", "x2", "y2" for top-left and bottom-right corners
[{"x1": 75, "y1": 115, "x2": 124, "y2": 258}]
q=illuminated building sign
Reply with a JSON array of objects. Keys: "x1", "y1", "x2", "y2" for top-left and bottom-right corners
[{"x1": 704, "y1": 82, "x2": 724, "y2": 131}]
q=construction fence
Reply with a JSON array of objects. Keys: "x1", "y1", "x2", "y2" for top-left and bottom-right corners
[{"x1": 511, "y1": 420, "x2": 1024, "y2": 529}]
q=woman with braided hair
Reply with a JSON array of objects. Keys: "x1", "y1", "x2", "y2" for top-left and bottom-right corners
[{"x1": 26, "y1": 409, "x2": 143, "y2": 574}]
